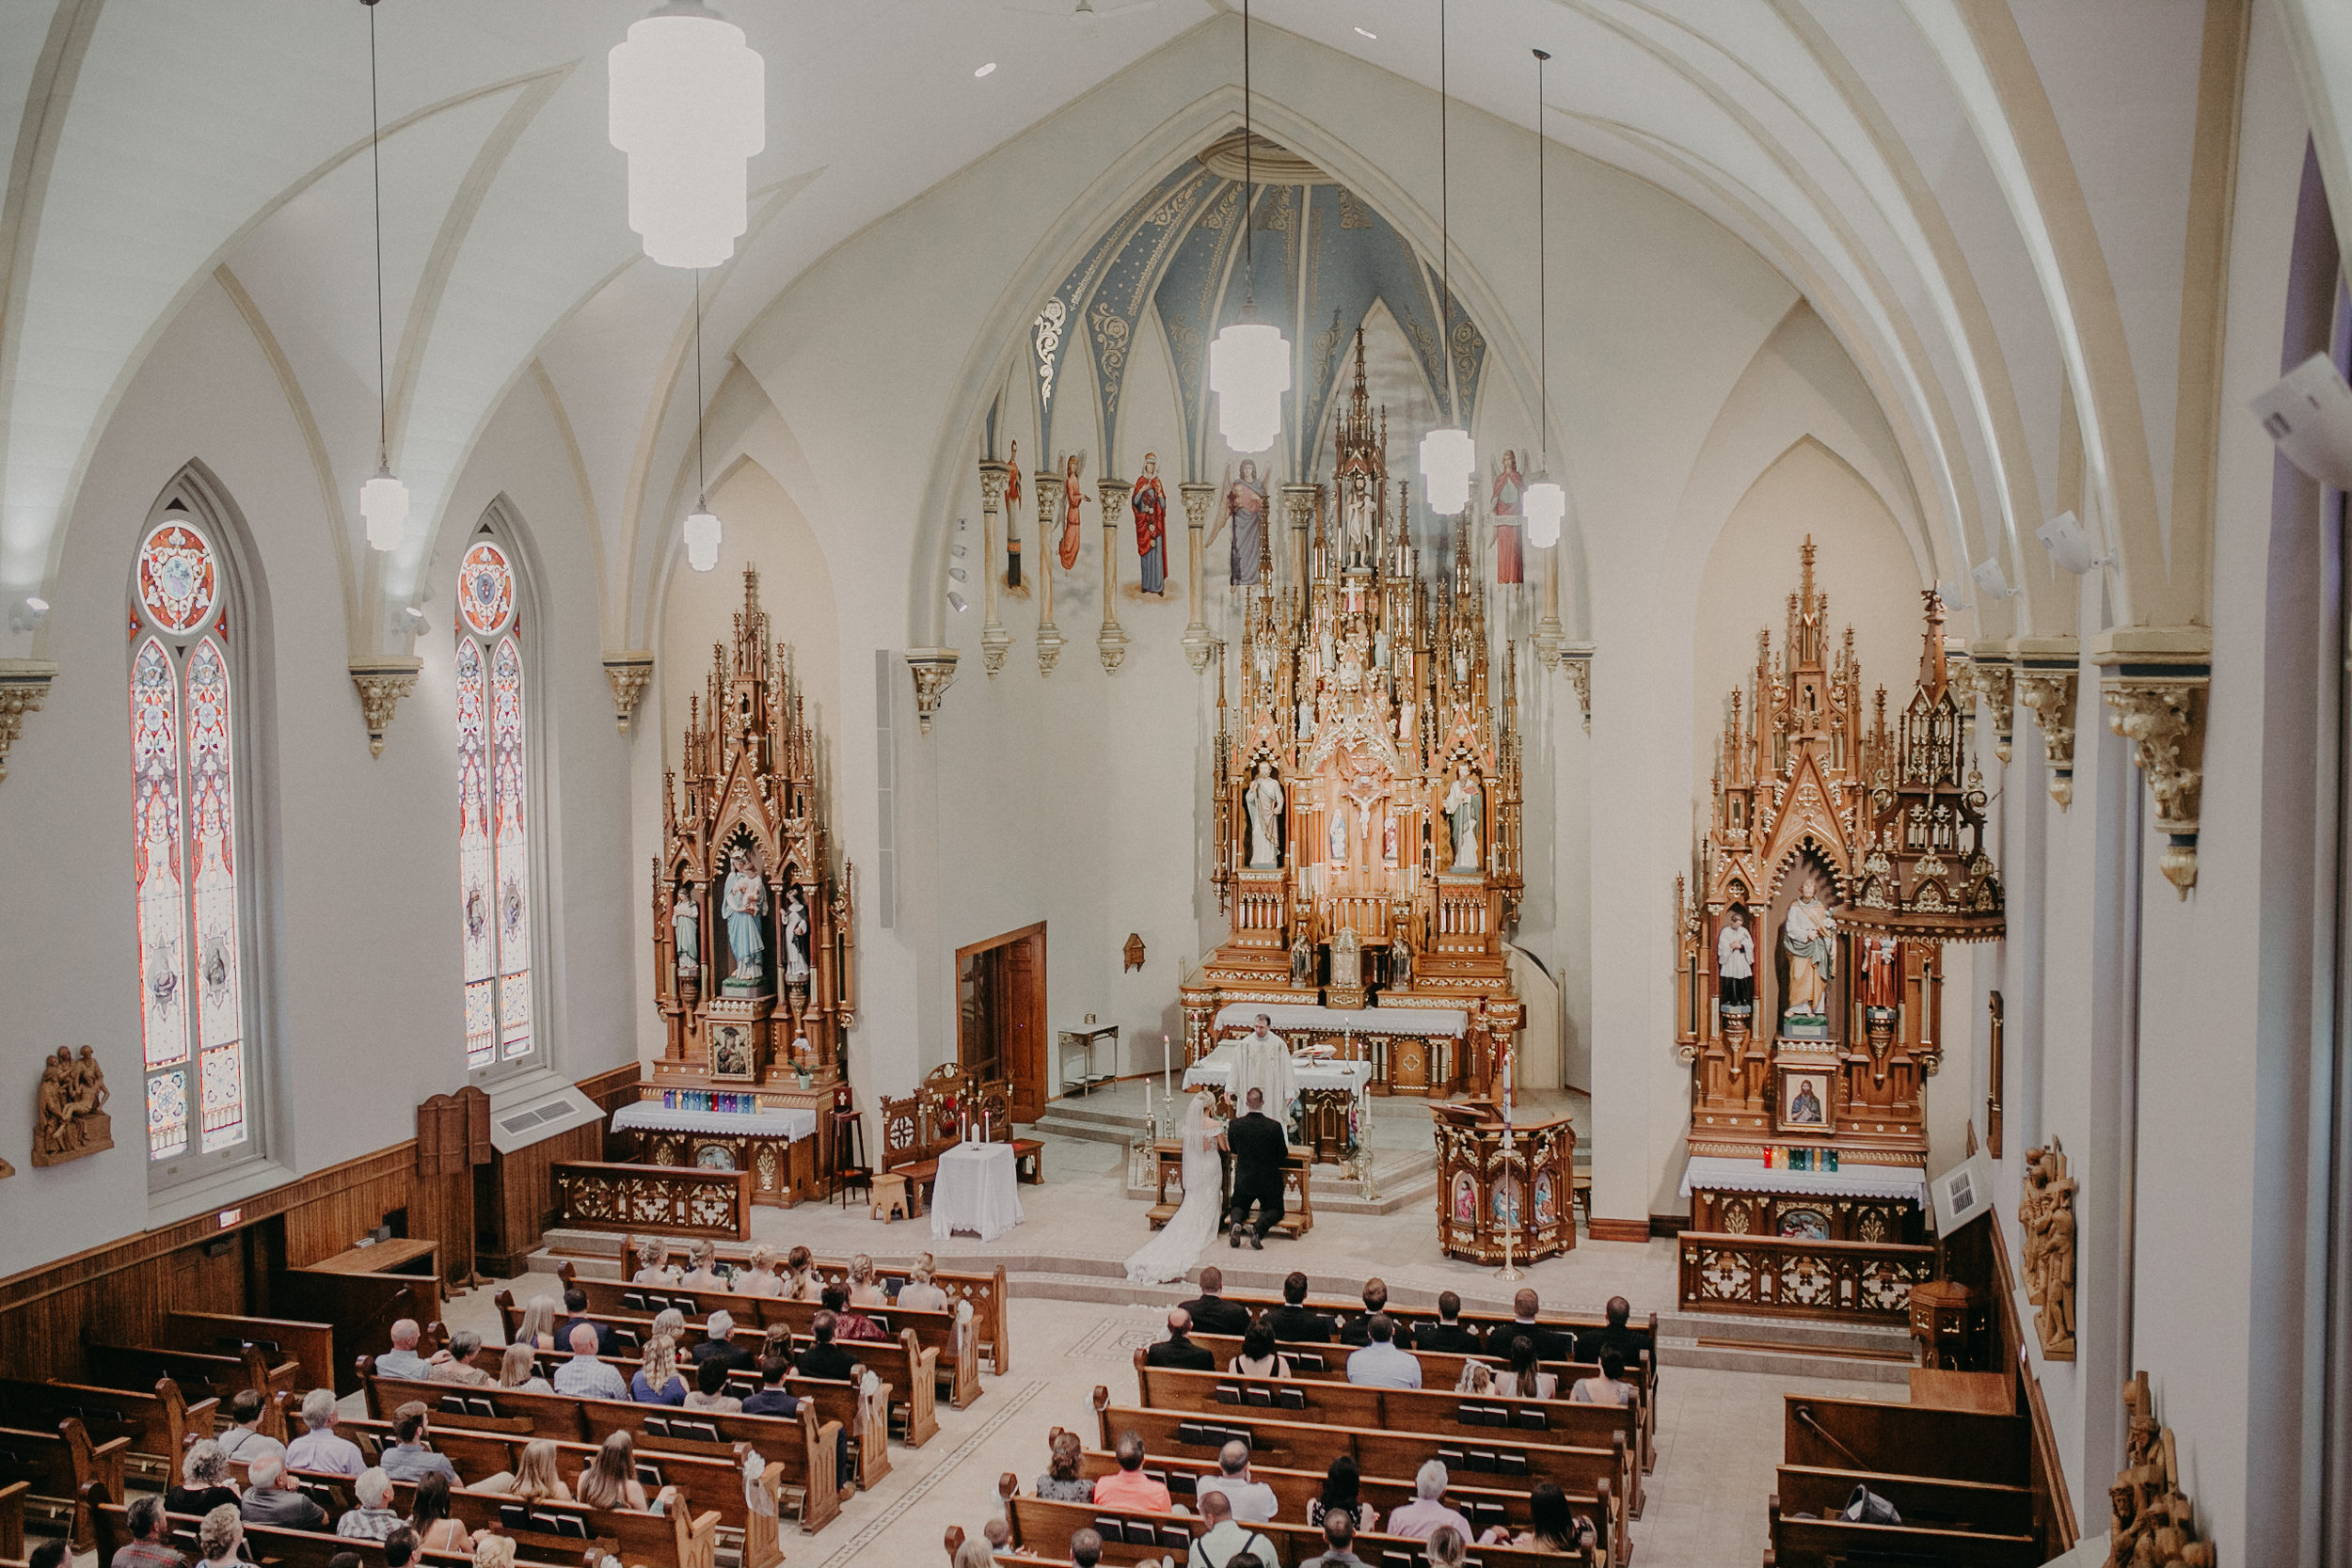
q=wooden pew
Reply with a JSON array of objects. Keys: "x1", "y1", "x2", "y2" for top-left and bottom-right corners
[
  {"x1": 1006, "y1": 1491, "x2": 1601, "y2": 1568},
  {"x1": 1132, "y1": 1354, "x2": 1643, "y2": 1516},
  {"x1": 89, "y1": 1487, "x2": 564, "y2": 1568},
  {"x1": 1763, "y1": 1497, "x2": 2042, "y2": 1568},
  {"x1": 359, "y1": 1365, "x2": 845, "y2": 1534},
  {"x1": 556, "y1": 1248, "x2": 1015, "y2": 1377},
  {"x1": 1060, "y1": 1440, "x2": 1615, "y2": 1564},
  {"x1": 1782, "y1": 1394, "x2": 2028, "y2": 1488},
  {"x1": 1186, "y1": 1329, "x2": 1658, "y2": 1476},
  {"x1": 83, "y1": 1338, "x2": 295, "y2": 1407},
  {"x1": 0, "y1": 1479, "x2": 26, "y2": 1564},
  {"x1": 1772, "y1": 1464, "x2": 2037, "y2": 1539},
  {"x1": 0, "y1": 1417, "x2": 125, "y2": 1551},
  {"x1": 1214, "y1": 1291, "x2": 1657, "y2": 1372},
  {"x1": 6, "y1": 1374, "x2": 213, "y2": 1469},
  {"x1": 388, "y1": 1476, "x2": 721, "y2": 1568},
  {"x1": 1094, "y1": 1393, "x2": 1630, "y2": 1566},
  {"x1": 165, "y1": 1310, "x2": 341, "y2": 1401}
]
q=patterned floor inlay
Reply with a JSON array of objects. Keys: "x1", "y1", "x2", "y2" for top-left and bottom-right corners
[
  {"x1": 808, "y1": 1378, "x2": 1049, "y2": 1568},
  {"x1": 1062, "y1": 1312, "x2": 1164, "y2": 1363}
]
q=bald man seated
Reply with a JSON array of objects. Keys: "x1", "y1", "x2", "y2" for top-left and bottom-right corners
[{"x1": 1144, "y1": 1307, "x2": 1216, "y2": 1370}]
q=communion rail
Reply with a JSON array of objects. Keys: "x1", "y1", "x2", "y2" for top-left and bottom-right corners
[
  {"x1": 1677, "y1": 1231, "x2": 1933, "y2": 1325},
  {"x1": 550, "y1": 1160, "x2": 752, "y2": 1241}
]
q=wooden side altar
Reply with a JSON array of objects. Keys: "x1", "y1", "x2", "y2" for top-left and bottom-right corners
[{"x1": 1431, "y1": 1101, "x2": 1574, "y2": 1262}]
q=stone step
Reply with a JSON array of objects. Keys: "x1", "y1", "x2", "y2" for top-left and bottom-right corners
[
  {"x1": 1031, "y1": 1109, "x2": 1148, "y2": 1147},
  {"x1": 1657, "y1": 1309, "x2": 1914, "y2": 1359},
  {"x1": 1033, "y1": 1099, "x2": 1153, "y2": 1130}
]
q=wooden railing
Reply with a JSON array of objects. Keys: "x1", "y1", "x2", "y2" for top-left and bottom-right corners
[
  {"x1": 551, "y1": 1161, "x2": 752, "y2": 1240},
  {"x1": 1677, "y1": 1231, "x2": 1933, "y2": 1324}
]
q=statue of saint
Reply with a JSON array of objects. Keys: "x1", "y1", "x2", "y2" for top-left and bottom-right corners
[
  {"x1": 1327, "y1": 813, "x2": 1346, "y2": 863},
  {"x1": 1296, "y1": 695, "x2": 1314, "y2": 740},
  {"x1": 1715, "y1": 907, "x2": 1755, "y2": 1011},
  {"x1": 1003, "y1": 438, "x2": 1024, "y2": 588},
  {"x1": 1245, "y1": 763, "x2": 1284, "y2": 868},
  {"x1": 1861, "y1": 934, "x2": 1899, "y2": 1010},
  {"x1": 781, "y1": 886, "x2": 812, "y2": 984},
  {"x1": 721, "y1": 848, "x2": 768, "y2": 989},
  {"x1": 1490, "y1": 450, "x2": 1525, "y2": 586},
  {"x1": 1442, "y1": 763, "x2": 1483, "y2": 871},
  {"x1": 1390, "y1": 939, "x2": 1413, "y2": 990},
  {"x1": 1781, "y1": 873, "x2": 1836, "y2": 1022},
  {"x1": 671, "y1": 880, "x2": 700, "y2": 973},
  {"x1": 1330, "y1": 927, "x2": 1361, "y2": 990},
  {"x1": 1289, "y1": 927, "x2": 1314, "y2": 989}
]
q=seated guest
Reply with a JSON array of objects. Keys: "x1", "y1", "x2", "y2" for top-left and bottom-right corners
[
  {"x1": 1266, "y1": 1272, "x2": 1332, "y2": 1343},
  {"x1": 1422, "y1": 1524, "x2": 1468, "y2": 1568},
  {"x1": 328, "y1": 1554, "x2": 359, "y2": 1568},
  {"x1": 111, "y1": 1494, "x2": 188, "y2": 1568},
  {"x1": 406, "y1": 1471, "x2": 472, "y2": 1556},
  {"x1": 1577, "y1": 1295, "x2": 1646, "y2": 1370},
  {"x1": 558, "y1": 1287, "x2": 616, "y2": 1357},
  {"x1": 824, "y1": 1284, "x2": 887, "y2": 1343},
  {"x1": 649, "y1": 1306, "x2": 688, "y2": 1344},
  {"x1": 630, "y1": 1238, "x2": 679, "y2": 1287},
  {"x1": 1185, "y1": 1490, "x2": 1276, "y2": 1568},
  {"x1": 678, "y1": 1239, "x2": 728, "y2": 1291},
  {"x1": 1307, "y1": 1455, "x2": 1370, "y2": 1530},
  {"x1": 1337, "y1": 1279, "x2": 1412, "y2": 1348},
  {"x1": 758, "y1": 1323, "x2": 794, "y2": 1366},
  {"x1": 195, "y1": 1506, "x2": 244, "y2": 1568},
  {"x1": 471, "y1": 1537, "x2": 516, "y2": 1568},
  {"x1": 1417, "y1": 1291, "x2": 1482, "y2": 1354},
  {"x1": 551, "y1": 1323, "x2": 628, "y2": 1401},
  {"x1": 948, "y1": 1540, "x2": 993, "y2": 1568},
  {"x1": 379, "y1": 1403, "x2": 460, "y2": 1485},
  {"x1": 1228, "y1": 1317, "x2": 1291, "y2": 1380},
  {"x1": 683, "y1": 1354, "x2": 742, "y2": 1413},
  {"x1": 498, "y1": 1342, "x2": 552, "y2": 1394},
  {"x1": 1195, "y1": 1439, "x2": 1277, "y2": 1523},
  {"x1": 285, "y1": 1387, "x2": 364, "y2": 1476},
  {"x1": 576, "y1": 1432, "x2": 679, "y2": 1514},
  {"x1": 1143, "y1": 1307, "x2": 1215, "y2": 1370},
  {"x1": 167, "y1": 1440, "x2": 240, "y2": 1515},
  {"x1": 376, "y1": 1319, "x2": 434, "y2": 1380},
  {"x1": 485, "y1": 1437, "x2": 572, "y2": 1504},
  {"x1": 240, "y1": 1453, "x2": 326, "y2": 1531},
  {"x1": 516, "y1": 1295, "x2": 560, "y2": 1351},
  {"x1": 794, "y1": 1310, "x2": 858, "y2": 1382},
  {"x1": 1496, "y1": 1333, "x2": 1556, "y2": 1401},
  {"x1": 214, "y1": 1388, "x2": 284, "y2": 1465},
  {"x1": 430, "y1": 1328, "x2": 493, "y2": 1386},
  {"x1": 847, "y1": 1253, "x2": 888, "y2": 1307},
  {"x1": 737, "y1": 1244, "x2": 785, "y2": 1298},
  {"x1": 1180, "y1": 1265, "x2": 1250, "y2": 1336},
  {"x1": 1383, "y1": 1462, "x2": 1472, "y2": 1543},
  {"x1": 1453, "y1": 1359, "x2": 1497, "y2": 1396},
  {"x1": 1483, "y1": 1288, "x2": 1569, "y2": 1360},
  {"x1": 29, "y1": 1543, "x2": 66, "y2": 1568},
  {"x1": 334, "y1": 1468, "x2": 404, "y2": 1541},
  {"x1": 1090, "y1": 1430, "x2": 1170, "y2": 1512},
  {"x1": 1068, "y1": 1526, "x2": 1104, "y2": 1568},
  {"x1": 895, "y1": 1259, "x2": 949, "y2": 1313},
  {"x1": 1570, "y1": 1348, "x2": 1635, "y2": 1407},
  {"x1": 781, "y1": 1245, "x2": 821, "y2": 1302},
  {"x1": 1035, "y1": 1429, "x2": 1091, "y2": 1501},
  {"x1": 630, "y1": 1333, "x2": 689, "y2": 1405},
  {"x1": 381, "y1": 1528, "x2": 420, "y2": 1568},
  {"x1": 691, "y1": 1309, "x2": 759, "y2": 1372},
  {"x1": 740, "y1": 1355, "x2": 801, "y2": 1417},
  {"x1": 1344, "y1": 1314, "x2": 1421, "y2": 1389},
  {"x1": 1304, "y1": 1508, "x2": 1370, "y2": 1568},
  {"x1": 1479, "y1": 1481, "x2": 1590, "y2": 1552}
]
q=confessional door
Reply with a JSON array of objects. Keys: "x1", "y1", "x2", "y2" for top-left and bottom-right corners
[{"x1": 958, "y1": 921, "x2": 1047, "y2": 1122}]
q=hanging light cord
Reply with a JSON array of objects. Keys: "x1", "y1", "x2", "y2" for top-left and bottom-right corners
[
  {"x1": 367, "y1": 0, "x2": 388, "y2": 467},
  {"x1": 1439, "y1": 0, "x2": 1456, "y2": 426},
  {"x1": 694, "y1": 268, "x2": 707, "y2": 506},
  {"x1": 1535, "y1": 48, "x2": 1548, "y2": 470},
  {"x1": 1242, "y1": 0, "x2": 1254, "y2": 300}
]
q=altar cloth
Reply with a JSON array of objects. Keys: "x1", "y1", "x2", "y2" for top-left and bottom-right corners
[
  {"x1": 1212, "y1": 1002, "x2": 1469, "y2": 1037},
  {"x1": 1184, "y1": 1051, "x2": 1373, "y2": 1097},
  {"x1": 1678, "y1": 1154, "x2": 1926, "y2": 1208},
  {"x1": 610, "y1": 1102, "x2": 817, "y2": 1141},
  {"x1": 930, "y1": 1140, "x2": 1023, "y2": 1242}
]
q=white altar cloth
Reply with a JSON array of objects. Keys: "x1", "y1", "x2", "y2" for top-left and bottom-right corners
[
  {"x1": 611, "y1": 1102, "x2": 817, "y2": 1141},
  {"x1": 1184, "y1": 1051, "x2": 1374, "y2": 1098},
  {"x1": 1213, "y1": 1002, "x2": 1468, "y2": 1037},
  {"x1": 1678, "y1": 1154, "x2": 1926, "y2": 1208},
  {"x1": 930, "y1": 1140, "x2": 1024, "y2": 1242}
]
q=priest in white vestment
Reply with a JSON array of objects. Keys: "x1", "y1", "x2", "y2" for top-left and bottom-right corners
[{"x1": 1230, "y1": 1015, "x2": 1296, "y2": 1142}]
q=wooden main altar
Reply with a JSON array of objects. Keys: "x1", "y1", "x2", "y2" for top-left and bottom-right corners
[{"x1": 1179, "y1": 334, "x2": 1523, "y2": 1102}]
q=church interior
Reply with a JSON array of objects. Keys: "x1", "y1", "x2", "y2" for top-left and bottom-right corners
[{"x1": 4, "y1": 2, "x2": 2350, "y2": 1564}]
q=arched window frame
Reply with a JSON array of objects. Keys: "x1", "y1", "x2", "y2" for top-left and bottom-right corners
[
  {"x1": 128, "y1": 476, "x2": 269, "y2": 1190},
  {"x1": 452, "y1": 507, "x2": 549, "y2": 1083}
]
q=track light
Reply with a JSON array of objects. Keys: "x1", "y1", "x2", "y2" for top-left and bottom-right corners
[
  {"x1": 8, "y1": 595, "x2": 48, "y2": 633},
  {"x1": 2250, "y1": 353, "x2": 2352, "y2": 491}
]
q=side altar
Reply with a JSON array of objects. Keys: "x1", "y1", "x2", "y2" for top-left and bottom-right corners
[
  {"x1": 1179, "y1": 335, "x2": 1523, "y2": 1104},
  {"x1": 616, "y1": 567, "x2": 856, "y2": 1204}
]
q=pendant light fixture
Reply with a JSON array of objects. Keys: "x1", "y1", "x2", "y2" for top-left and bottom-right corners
[
  {"x1": 609, "y1": 1, "x2": 766, "y2": 270},
  {"x1": 358, "y1": 0, "x2": 408, "y2": 554},
  {"x1": 1521, "y1": 49, "x2": 1566, "y2": 550},
  {"x1": 1208, "y1": 0, "x2": 1290, "y2": 455},
  {"x1": 682, "y1": 270, "x2": 722, "y2": 571},
  {"x1": 1419, "y1": 0, "x2": 1476, "y2": 517}
]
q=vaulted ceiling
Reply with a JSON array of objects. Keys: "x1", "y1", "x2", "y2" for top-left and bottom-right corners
[{"x1": 0, "y1": 0, "x2": 2338, "y2": 660}]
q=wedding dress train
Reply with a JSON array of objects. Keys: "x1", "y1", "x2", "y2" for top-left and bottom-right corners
[{"x1": 1124, "y1": 1096, "x2": 1225, "y2": 1284}]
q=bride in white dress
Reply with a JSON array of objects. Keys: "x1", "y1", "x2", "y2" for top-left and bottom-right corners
[{"x1": 1124, "y1": 1093, "x2": 1227, "y2": 1284}]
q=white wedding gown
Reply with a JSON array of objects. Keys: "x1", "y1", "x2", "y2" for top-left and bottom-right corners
[{"x1": 1125, "y1": 1100, "x2": 1226, "y2": 1284}]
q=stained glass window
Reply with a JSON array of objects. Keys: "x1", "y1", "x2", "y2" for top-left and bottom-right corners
[
  {"x1": 454, "y1": 535, "x2": 535, "y2": 1071},
  {"x1": 130, "y1": 516, "x2": 248, "y2": 1168}
]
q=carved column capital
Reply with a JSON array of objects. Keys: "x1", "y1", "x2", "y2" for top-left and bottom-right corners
[
  {"x1": 349, "y1": 656, "x2": 423, "y2": 758},
  {"x1": 1964, "y1": 654, "x2": 2016, "y2": 764},
  {"x1": 1035, "y1": 471, "x2": 1063, "y2": 678},
  {"x1": 0, "y1": 658, "x2": 58, "y2": 783},
  {"x1": 2101, "y1": 672, "x2": 2207, "y2": 895},
  {"x1": 1554, "y1": 641, "x2": 1593, "y2": 734},
  {"x1": 977, "y1": 461, "x2": 1011, "y2": 677},
  {"x1": 904, "y1": 647, "x2": 960, "y2": 736},
  {"x1": 1180, "y1": 481, "x2": 1216, "y2": 673},
  {"x1": 2012, "y1": 669, "x2": 2076, "y2": 808},
  {"x1": 602, "y1": 652, "x2": 655, "y2": 734},
  {"x1": 1096, "y1": 480, "x2": 1129, "y2": 675},
  {"x1": 977, "y1": 459, "x2": 1009, "y2": 512}
]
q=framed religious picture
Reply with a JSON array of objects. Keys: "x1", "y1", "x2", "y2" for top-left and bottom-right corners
[
  {"x1": 710, "y1": 1023, "x2": 755, "y2": 1080},
  {"x1": 1777, "y1": 1066, "x2": 1831, "y2": 1132}
]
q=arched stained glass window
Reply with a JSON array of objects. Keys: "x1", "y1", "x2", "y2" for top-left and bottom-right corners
[
  {"x1": 454, "y1": 533, "x2": 535, "y2": 1071},
  {"x1": 129, "y1": 514, "x2": 249, "y2": 1165}
]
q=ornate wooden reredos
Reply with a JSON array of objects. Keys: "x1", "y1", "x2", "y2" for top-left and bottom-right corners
[
  {"x1": 653, "y1": 566, "x2": 855, "y2": 1085},
  {"x1": 1181, "y1": 334, "x2": 1523, "y2": 1092},
  {"x1": 1674, "y1": 540, "x2": 2002, "y2": 1167}
]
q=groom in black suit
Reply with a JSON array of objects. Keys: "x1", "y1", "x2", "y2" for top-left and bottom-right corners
[{"x1": 1225, "y1": 1087, "x2": 1288, "y2": 1249}]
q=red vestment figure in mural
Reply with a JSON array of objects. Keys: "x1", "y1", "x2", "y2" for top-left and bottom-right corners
[
  {"x1": 1490, "y1": 449, "x2": 1525, "y2": 585},
  {"x1": 1131, "y1": 452, "x2": 1168, "y2": 594},
  {"x1": 1058, "y1": 451, "x2": 1087, "y2": 571}
]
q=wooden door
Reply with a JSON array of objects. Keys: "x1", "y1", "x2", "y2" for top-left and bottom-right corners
[{"x1": 958, "y1": 922, "x2": 1047, "y2": 1123}]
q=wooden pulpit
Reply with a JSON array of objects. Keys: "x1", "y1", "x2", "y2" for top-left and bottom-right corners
[{"x1": 1431, "y1": 1099, "x2": 1577, "y2": 1263}]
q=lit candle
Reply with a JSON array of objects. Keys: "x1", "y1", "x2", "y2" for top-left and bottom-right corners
[{"x1": 1163, "y1": 1034, "x2": 1173, "y2": 1103}]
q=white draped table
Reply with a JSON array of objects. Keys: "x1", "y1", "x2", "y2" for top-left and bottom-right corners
[
  {"x1": 1678, "y1": 1154, "x2": 1928, "y2": 1208},
  {"x1": 609, "y1": 1102, "x2": 818, "y2": 1140},
  {"x1": 930, "y1": 1140, "x2": 1024, "y2": 1242},
  {"x1": 1183, "y1": 1052, "x2": 1375, "y2": 1098}
]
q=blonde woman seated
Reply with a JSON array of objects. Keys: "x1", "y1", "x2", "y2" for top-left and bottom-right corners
[
  {"x1": 1227, "y1": 1319, "x2": 1291, "y2": 1380},
  {"x1": 1568, "y1": 1348, "x2": 1634, "y2": 1407},
  {"x1": 479, "y1": 1437, "x2": 572, "y2": 1502},
  {"x1": 576, "y1": 1432, "x2": 680, "y2": 1514},
  {"x1": 736, "y1": 1245, "x2": 785, "y2": 1298},
  {"x1": 781, "y1": 1246, "x2": 822, "y2": 1302},
  {"x1": 1422, "y1": 1524, "x2": 1469, "y2": 1568},
  {"x1": 630, "y1": 1333, "x2": 690, "y2": 1406},
  {"x1": 1453, "y1": 1359, "x2": 1497, "y2": 1396},
  {"x1": 679, "y1": 1240, "x2": 727, "y2": 1292},
  {"x1": 1495, "y1": 1336, "x2": 1556, "y2": 1401},
  {"x1": 515, "y1": 1295, "x2": 560, "y2": 1353},
  {"x1": 498, "y1": 1343, "x2": 552, "y2": 1394},
  {"x1": 895, "y1": 1258, "x2": 949, "y2": 1313},
  {"x1": 472, "y1": 1535, "x2": 518, "y2": 1568},
  {"x1": 683, "y1": 1356, "x2": 742, "y2": 1414},
  {"x1": 846, "y1": 1254, "x2": 887, "y2": 1308},
  {"x1": 650, "y1": 1307, "x2": 688, "y2": 1345},
  {"x1": 631, "y1": 1238, "x2": 679, "y2": 1287}
]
